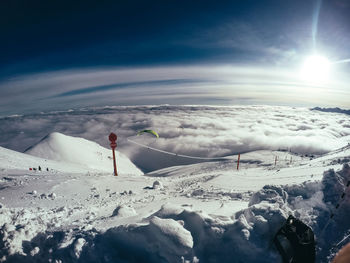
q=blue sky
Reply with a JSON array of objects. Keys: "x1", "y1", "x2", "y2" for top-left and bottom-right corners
[{"x1": 1, "y1": 0, "x2": 350, "y2": 115}]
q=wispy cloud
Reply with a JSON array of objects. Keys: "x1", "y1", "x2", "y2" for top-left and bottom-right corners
[
  {"x1": 53, "y1": 79, "x2": 209, "y2": 97},
  {"x1": 0, "y1": 65, "x2": 349, "y2": 116}
]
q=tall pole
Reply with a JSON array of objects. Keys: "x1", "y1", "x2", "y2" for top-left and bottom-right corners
[
  {"x1": 109, "y1": 133, "x2": 118, "y2": 176},
  {"x1": 237, "y1": 154, "x2": 241, "y2": 170},
  {"x1": 112, "y1": 147, "x2": 117, "y2": 176}
]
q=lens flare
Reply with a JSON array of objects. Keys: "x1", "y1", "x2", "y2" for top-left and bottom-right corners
[{"x1": 300, "y1": 55, "x2": 330, "y2": 84}]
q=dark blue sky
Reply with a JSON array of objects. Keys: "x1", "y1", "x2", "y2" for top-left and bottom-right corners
[
  {"x1": 2, "y1": 0, "x2": 349, "y2": 74},
  {"x1": 0, "y1": 0, "x2": 350, "y2": 115}
]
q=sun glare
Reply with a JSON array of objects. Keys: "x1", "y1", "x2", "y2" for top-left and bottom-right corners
[{"x1": 300, "y1": 54, "x2": 331, "y2": 84}]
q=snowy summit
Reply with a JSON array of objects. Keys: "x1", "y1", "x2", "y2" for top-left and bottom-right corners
[{"x1": 24, "y1": 132, "x2": 142, "y2": 175}]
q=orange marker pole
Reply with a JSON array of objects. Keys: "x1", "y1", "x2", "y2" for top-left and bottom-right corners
[
  {"x1": 237, "y1": 154, "x2": 241, "y2": 170},
  {"x1": 275, "y1": 156, "x2": 277, "y2": 166},
  {"x1": 109, "y1": 133, "x2": 118, "y2": 176},
  {"x1": 111, "y1": 147, "x2": 117, "y2": 176}
]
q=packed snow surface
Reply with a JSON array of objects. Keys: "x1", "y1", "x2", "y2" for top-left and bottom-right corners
[{"x1": 0, "y1": 106, "x2": 349, "y2": 262}]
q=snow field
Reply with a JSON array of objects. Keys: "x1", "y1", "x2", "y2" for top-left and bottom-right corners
[
  {"x1": 0, "y1": 164, "x2": 349, "y2": 262},
  {"x1": 0, "y1": 132, "x2": 349, "y2": 262}
]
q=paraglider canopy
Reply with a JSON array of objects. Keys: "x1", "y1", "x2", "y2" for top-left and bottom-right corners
[{"x1": 137, "y1": 129, "x2": 159, "y2": 138}]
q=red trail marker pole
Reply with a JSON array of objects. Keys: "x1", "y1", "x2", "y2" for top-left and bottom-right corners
[
  {"x1": 237, "y1": 154, "x2": 241, "y2": 170},
  {"x1": 109, "y1": 133, "x2": 118, "y2": 176}
]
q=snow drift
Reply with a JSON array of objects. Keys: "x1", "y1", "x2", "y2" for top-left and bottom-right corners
[{"x1": 1, "y1": 164, "x2": 349, "y2": 262}]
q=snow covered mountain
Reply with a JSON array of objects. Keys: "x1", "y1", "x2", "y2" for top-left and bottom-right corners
[{"x1": 24, "y1": 132, "x2": 142, "y2": 175}]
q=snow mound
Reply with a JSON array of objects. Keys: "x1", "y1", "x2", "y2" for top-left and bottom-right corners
[
  {"x1": 149, "y1": 216, "x2": 193, "y2": 253},
  {"x1": 0, "y1": 207, "x2": 47, "y2": 260},
  {"x1": 72, "y1": 238, "x2": 86, "y2": 259},
  {"x1": 152, "y1": 180, "x2": 163, "y2": 189},
  {"x1": 25, "y1": 132, "x2": 142, "y2": 175},
  {"x1": 97, "y1": 216, "x2": 194, "y2": 262},
  {"x1": 112, "y1": 205, "x2": 137, "y2": 218},
  {"x1": 152, "y1": 203, "x2": 185, "y2": 218}
]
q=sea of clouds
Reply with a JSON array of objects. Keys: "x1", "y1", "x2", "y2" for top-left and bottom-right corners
[{"x1": 0, "y1": 105, "x2": 349, "y2": 172}]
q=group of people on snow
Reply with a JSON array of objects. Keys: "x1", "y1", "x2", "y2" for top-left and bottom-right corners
[{"x1": 29, "y1": 166, "x2": 49, "y2": 172}]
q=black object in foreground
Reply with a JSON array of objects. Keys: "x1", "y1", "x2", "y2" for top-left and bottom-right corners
[{"x1": 274, "y1": 215, "x2": 315, "y2": 263}]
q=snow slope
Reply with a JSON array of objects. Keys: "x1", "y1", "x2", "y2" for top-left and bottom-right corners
[
  {"x1": 0, "y1": 134, "x2": 349, "y2": 262},
  {"x1": 25, "y1": 132, "x2": 142, "y2": 175},
  {"x1": 0, "y1": 145, "x2": 90, "y2": 173}
]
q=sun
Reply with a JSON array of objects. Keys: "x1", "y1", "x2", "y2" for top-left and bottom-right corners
[{"x1": 300, "y1": 54, "x2": 331, "y2": 84}]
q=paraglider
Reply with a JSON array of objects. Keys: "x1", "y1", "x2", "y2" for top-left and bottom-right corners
[{"x1": 137, "y1": 129, "x2": 159, "y2": 138}]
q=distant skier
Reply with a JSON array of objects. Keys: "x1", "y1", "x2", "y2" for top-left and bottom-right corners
[
  {"x1": 46, "y1": 167, "x2": 49, "y2": 171},
  {"x1": 38, "y1": 166, "x2": 41, "y2": 171}
]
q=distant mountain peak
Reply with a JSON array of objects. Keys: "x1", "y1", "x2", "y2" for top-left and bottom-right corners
[{"x1": 311, "y1": 107, "x2": 350, "y2": 115}]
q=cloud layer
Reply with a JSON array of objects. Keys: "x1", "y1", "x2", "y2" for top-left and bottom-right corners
[{"x1": 0, "y1": 105, "x2": 349, "y2": 172}]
